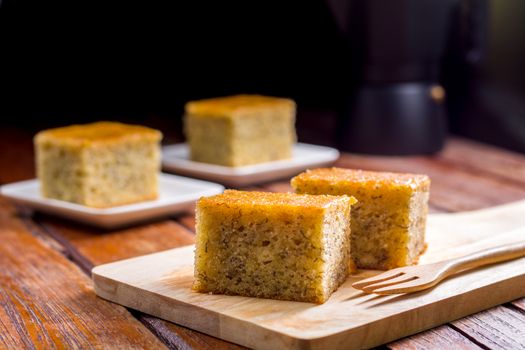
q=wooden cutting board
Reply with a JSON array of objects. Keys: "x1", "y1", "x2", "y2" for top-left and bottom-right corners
[{"x1": 92, "y1": 200, "x2": 525, "y2": 350}]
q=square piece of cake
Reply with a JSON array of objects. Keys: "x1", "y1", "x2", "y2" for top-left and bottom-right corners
[
  {"x1": 193, "y1": 190, "x2": 357, "y2": 303},
  {"x1": 291, "y1": 168, "x2": 430, "y2": 270},
  {"x1": 35, "y1": 121, "x2": 162, "y2": 208},
  {"x1": 184, "y1": 95, "x2": 296, "y2": 166}
]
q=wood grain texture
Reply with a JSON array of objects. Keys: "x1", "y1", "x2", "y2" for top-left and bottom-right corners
[
  {"x1": 442, "y1": 138, "x2": 525, "y2": 186},
  {"x1": 92, "y1": 200, "x2": 525, "y2": 350},
  {"x1": 39, "y1": 217, "x2": 196, "y2": 267},
  {"x1": 37, "y1": 216, "x2": 248, "y2": 350},
  {"x1": 451, "y1": 305, "x2": 525, "y2": 350},
  {"x1": 0, "y1": 197, "x2": 166, "y2": 349},
  {"x1": 177, "y1": 214, "x2": 196, "y2": 233},
  {"x1": 138, "y1": 314, "x2": 248, "y2": 350},
  {"x1": 386, "y1": 325, "x2": 483, "y2": 350}
]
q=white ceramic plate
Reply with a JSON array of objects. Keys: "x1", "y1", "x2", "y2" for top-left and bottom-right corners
[
  {"x1": 0, "y1": 173, "x2": 224, "y2": 229},
  {"x1": 162, "y1": 143, "x2": 340, "y2": 186}
]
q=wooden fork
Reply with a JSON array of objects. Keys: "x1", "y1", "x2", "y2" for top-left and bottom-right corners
[{"x1": 352, "y1": 240, "x2": 525, "y2": 295}]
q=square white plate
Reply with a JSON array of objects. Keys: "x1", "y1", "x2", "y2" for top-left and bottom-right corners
[
  {"x1": 0, "y1": 173, "x2": 224, "y2": 229},
  {"x1": 162, "y1": 143, "x2": 340, "y2": 186}
]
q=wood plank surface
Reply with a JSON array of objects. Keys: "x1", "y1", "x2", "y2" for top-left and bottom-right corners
[
  {"x1": 451, "y1": 305, "x2": 525, "y2": 350},
  {"x1": 137, "y1": 314, "x2": 248, "y2": 350},
  {"x1": 34, "y1": 216, "x2": 246, "y2": 350},
  {"x1": 1, "y1": 130, "x2": 525, "y2": 349},
  {"x1": 92, "y1": 200, "x2": 525, "y2": 350},
  {"x1": 38, "y1": 218, "x2": 196, "y2": 268},
  {"x1": 441, "y1": 138, "x2": 525, "y2": 186},
  {"x1": 0, "y1": 197, "x2": 166, "y2": 349},
  {"x1": 386, "y1": 325, "x2": 483, "y2": 350}
]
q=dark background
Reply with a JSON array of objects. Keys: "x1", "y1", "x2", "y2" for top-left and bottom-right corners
[{"x1": 1, "y1": 0, "x2": 524, "y2": 152}]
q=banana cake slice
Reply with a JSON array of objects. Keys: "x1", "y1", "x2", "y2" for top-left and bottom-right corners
[
  {"x1": 292, "y1": 168, "x2": 430, "y2": 270},
  {"x1": 184, "y1": 94, "x2": 296, "y2": 166},
  {"x1": 35, "y1": 121, "x2": 162, "y2": 208},
  {"x1": 193, "y1": 190, "x2": 357, "y2": 303}
]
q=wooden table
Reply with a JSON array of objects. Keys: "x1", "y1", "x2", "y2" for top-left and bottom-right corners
[{"x1": 1, "y1": 128, "x2": 525, "y2": 349}]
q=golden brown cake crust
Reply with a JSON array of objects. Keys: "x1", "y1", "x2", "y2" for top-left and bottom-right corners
[
  {"x1": 35, "y1": 121, "x2": 162, "y2": 147},
  {"x1": 292, "y1": 167, "x2": 430, "y2": 190},
  {"x1": 185, "y1": 94, "x2": 296, "y2": 118},
  {"x1": 199, "y1": 189, "x2": 357, "y2": 209}
]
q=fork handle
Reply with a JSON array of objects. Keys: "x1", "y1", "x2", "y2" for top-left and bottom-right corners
[{"x1": 444, "y1": 240, "x2": 525, "y2": 276}]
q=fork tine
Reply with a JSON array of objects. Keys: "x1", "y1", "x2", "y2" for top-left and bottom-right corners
[
  {"x1": 370, "y1": 278, "x2": 437, "y2": 295},
  {"x1": 352, "y1": 269, "x2": 405, "y2": 290},
  {"x1": 360, "y1": 275, "x2": 418, "y2": 293}
]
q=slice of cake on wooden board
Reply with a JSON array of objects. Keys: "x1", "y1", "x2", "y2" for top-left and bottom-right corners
[
  {"x1": 291, "y1": 168, "x2": 430, "y2": 270},
  {"x1": 184, "y1": 94, "x2": 296, "y2": 167},
  {"x1": 193, "y1": 190, "x2": 357, "y2": 303},
  {"x1": 35, "y1": 121, "x2": 162, "y2": 208}
]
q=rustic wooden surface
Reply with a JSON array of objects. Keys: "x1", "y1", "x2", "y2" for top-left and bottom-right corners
[
  {"x1": 0, "y1": 198, "x2": 167, "y2": 349},
  {"x1": 1, "y1": 127, "x2": 525, "y2": 349}
]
